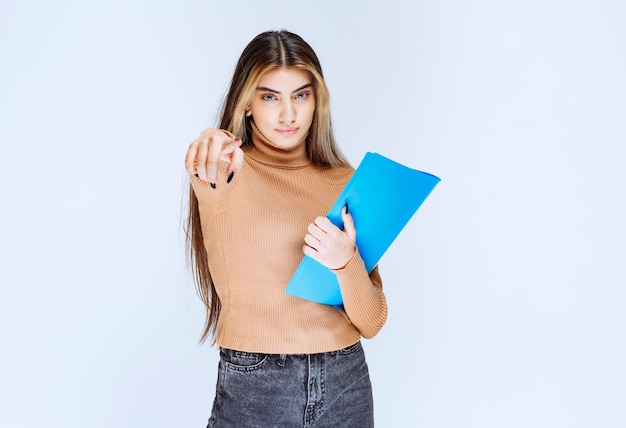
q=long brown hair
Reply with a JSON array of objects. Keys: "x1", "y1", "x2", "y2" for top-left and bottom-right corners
[{"x1": 186, "y1": 30, "x2": 350, "y2": 344}]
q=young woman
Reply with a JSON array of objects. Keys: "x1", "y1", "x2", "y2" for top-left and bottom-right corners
[{"x1": 185, "y1": 30, "x2": 388, "y2": 427}]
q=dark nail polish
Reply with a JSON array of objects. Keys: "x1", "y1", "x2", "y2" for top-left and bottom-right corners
[
  {"x1": 345, "y1": 202, "x2": 349, "y2": 214},
  {"x1": 210, "y1": 182, "x2": 216, "y2": 189},
  {"x1": 227, "y1": 171, "x2": 235, "y2": 184},
  {"x1": 194, "y1": 174, "x2": 199, "y2": 178}
]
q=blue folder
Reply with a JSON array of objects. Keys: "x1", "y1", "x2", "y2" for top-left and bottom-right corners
[{"x1": 285, "y1": 152, "x2": 441, "y2": 305}]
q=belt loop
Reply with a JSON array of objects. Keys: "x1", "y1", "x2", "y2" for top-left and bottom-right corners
[{"x1": 277, "y1": 353, "x2": 286, "y2": 367}]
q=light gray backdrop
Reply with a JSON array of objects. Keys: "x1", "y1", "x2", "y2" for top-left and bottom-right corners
[{"x1": 1, "y1": 1, "x2": 624, "y2": 427}]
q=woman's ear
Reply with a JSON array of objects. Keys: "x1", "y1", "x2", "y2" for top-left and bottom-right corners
[{"x1": 245, "y1": 106, "x2": 252, "y2": 117}]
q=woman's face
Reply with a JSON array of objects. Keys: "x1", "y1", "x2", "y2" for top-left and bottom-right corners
[{"x1": 248, "y1": 67, "x2": 315, "y2": 150}]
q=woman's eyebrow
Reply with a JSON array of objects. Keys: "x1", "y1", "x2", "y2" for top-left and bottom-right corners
[{"x1": 256, "y1": 83, "x2": 313, "y2": 94}]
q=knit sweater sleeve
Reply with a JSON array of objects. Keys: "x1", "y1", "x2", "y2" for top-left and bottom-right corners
[{"x1": 333, "y1": 248, "x2": 387, "y2": 338}]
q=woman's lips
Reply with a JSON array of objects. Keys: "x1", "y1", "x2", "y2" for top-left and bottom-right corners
[{"x1": 276, "y1": 128, "x2": 298, "y2": 136}]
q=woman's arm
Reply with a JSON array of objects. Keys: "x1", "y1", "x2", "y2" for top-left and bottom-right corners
[
  {"x1": 303, "y1": 206, "x2": 388, "y2": 338},
  {"x1": 333, "y1": 253, "x2": 387, "y2": 339}
]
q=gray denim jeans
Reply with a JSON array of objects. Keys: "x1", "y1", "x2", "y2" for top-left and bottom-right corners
[{"x1": 207, "y1": 341, "x2": 374, "y2": 428}]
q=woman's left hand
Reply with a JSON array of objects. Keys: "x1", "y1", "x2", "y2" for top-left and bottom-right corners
[{"x1": 303, "y1": 205, "x2": 356, "y2": 270}]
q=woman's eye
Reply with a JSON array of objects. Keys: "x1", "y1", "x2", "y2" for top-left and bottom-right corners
[
  {"x1": 262, "y1": 94, "x2": 278, "y2": 101},
  {"x1": 295, "y1": 92, "x2": 309, "y2": 100}
]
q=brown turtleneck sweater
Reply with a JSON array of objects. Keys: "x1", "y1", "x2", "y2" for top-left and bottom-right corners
[{"x1": 190, "y1": 125, "x2": 387, "y2": 354}]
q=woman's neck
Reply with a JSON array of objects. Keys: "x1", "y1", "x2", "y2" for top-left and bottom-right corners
[{"x1": 246, "y1": 121, "x2": 310, "y2": 168}]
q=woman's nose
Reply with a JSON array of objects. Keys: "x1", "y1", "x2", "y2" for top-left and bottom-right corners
[{"x1": 279, "y1": 100, "x2": 296, "y2": 123}]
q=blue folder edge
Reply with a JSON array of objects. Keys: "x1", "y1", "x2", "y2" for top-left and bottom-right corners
[{"x1": 285, "y1": 152, "x2": 441, "y2": 306}]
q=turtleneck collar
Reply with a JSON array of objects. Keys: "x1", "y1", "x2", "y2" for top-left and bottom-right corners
[{"x1": 245, "y1": 120, "x2": 311, "y2": 168}]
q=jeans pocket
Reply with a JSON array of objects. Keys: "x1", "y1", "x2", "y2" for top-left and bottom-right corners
[{"x1": 221, "y1": 349, "x2": 269, "y2": 372}]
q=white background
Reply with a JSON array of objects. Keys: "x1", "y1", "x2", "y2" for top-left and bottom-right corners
[{"x1": 1, "y1": 1, "x2": 624, "y2": 427}]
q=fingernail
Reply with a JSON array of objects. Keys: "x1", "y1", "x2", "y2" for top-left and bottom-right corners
[
  {"x1": 226, "y1": 171, "x2": 235, "y2": 184},
  {"x1": 210, "y1": 182, "x2": 216, "y2": 189},
  {"x1": 344, "y1": 202, "x2": 349, "y2": 214}
]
